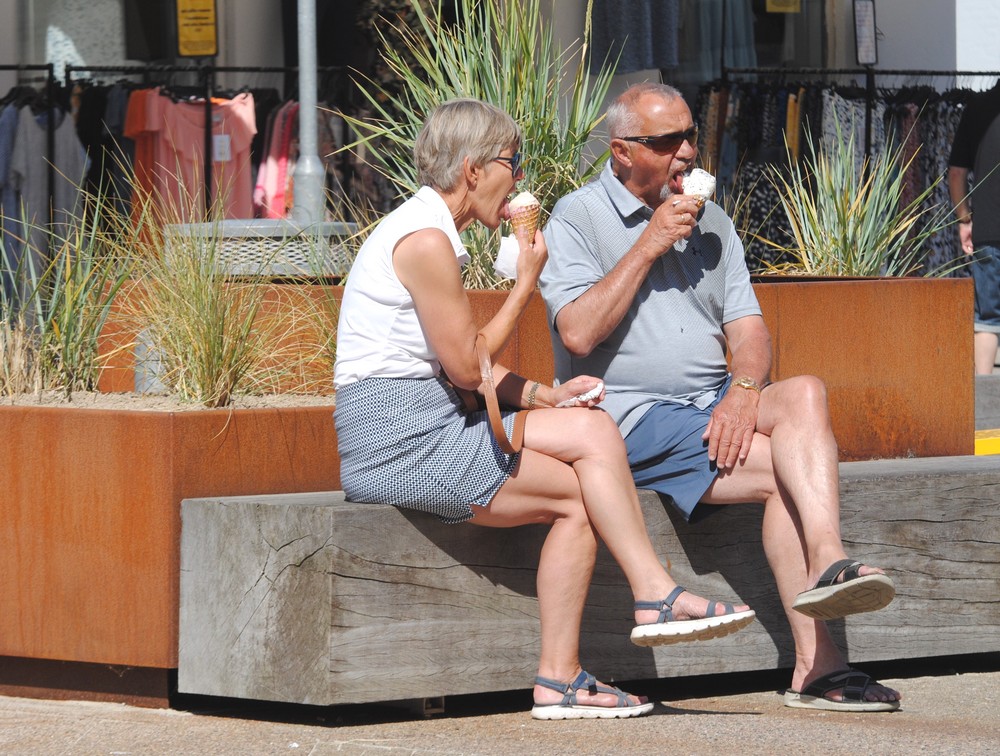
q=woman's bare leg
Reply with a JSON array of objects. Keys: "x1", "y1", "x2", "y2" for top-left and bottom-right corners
[
  {"x1": 517, "y1": 407, "x2": 750, "y2": 626},
  {"x1": 473, "y1": 448, "x2": 639, "y2": 707},
  {"x1": 474, "y1": 407, "x2": 750, "y2": 706}
]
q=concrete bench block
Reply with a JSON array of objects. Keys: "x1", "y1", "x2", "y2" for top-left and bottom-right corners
[
  {"x1": 976, "y1": 374, "x2": 1000, "y2": 430},
  {"x1": 179, "y1": 456, "x2": 1000, "y2": 706}
]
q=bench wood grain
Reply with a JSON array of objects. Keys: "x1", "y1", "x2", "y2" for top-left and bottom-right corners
[{"x1": 178, "y1": 456, "x2": 1000, "y2": 705}]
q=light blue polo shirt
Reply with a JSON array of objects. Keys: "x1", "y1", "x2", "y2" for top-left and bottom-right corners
[{"x1": 539, "y1": 161, "x2": 761, "y2": 437}]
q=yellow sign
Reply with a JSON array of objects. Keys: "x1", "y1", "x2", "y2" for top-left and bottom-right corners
[
  {"x1": 767, "y1": 0, "x2": 801, "y2": 11},
  {"x1": 177, "y1": 0, "x2": 218, "y2": 57}
]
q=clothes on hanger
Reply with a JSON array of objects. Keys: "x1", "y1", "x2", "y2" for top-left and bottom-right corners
[
  {"x1": 7, "y1": 99, "x2": 87, "y2": 272},
  {"x1": 697, "y1": 74, "x2": 978, "y2": 274},
  {"x1": 253, "y1": 98, "x2": 349, "y2": 220},
  {"x1": 123, "y1": 87, "x2": 257, "y2": 223},
  {"x1": 61, "y1": 64, "x2": 363, "y2": 225},
  {"x1": 0, "y1": 100, "x2": 24, "y2": 299}
]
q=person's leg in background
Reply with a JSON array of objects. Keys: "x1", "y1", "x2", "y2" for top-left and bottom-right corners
[{"x1": 971, "y1": 245, "x2": 1000, "y2": 375}]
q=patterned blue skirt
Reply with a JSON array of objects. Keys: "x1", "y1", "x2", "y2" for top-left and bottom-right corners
[{"x1": 334, "y1": 375, "x2": 521, "y2": 524}]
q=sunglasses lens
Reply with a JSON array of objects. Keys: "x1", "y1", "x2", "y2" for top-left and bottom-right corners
[
  {"x1": 511, "y1": 152, "x2": 522, "y2": 174},
  {"x1": 648, "y1": 128, "x2": 698, "y2": 151}
]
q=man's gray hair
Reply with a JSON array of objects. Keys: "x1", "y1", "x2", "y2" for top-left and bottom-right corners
[
  {"x1": 414, "y1": 99, "x2": 522, "y2": 191},
  {"x1": 605, "y1": 82, "x2": 684, "y2": 139}
]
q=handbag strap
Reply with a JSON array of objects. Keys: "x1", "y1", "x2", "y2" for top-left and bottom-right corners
[{"x1": 476, "y1": 333, "x2": 526, "y2": 454}]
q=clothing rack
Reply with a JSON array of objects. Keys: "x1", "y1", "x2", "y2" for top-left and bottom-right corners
[
  {"x1": 723, "y1": 67, "x2": 1000, "y2": 159},
  {"x1": 64, "y1": 63, "x2": 344, "y2": 217},
  {"x1": 66, "y1": 64, "x2": 214, "y2": 213},
  {"x1": 1, "y1": 63, "x2": 57, "y2": 229}
]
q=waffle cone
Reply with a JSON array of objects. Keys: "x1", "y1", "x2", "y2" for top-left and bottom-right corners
[{"x1": 509, "y1": 204, "x2": 541, "y2": 241}]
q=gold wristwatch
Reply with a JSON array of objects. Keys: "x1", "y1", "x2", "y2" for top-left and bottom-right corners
[{"x1": 731, "y1": 376, "x2": 762, "y2": 394}]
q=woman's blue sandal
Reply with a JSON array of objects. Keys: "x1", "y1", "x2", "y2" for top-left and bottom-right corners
[
  {"x1": 630, "y1": 586, "x2": 756, "y2": 647},
  {"x1": 530, "y1": 670, "x2": 653, "y2": 720}
]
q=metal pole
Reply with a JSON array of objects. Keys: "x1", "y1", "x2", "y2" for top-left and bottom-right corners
[
  {"x1": 864, "y1": 65, "x2": 874, "y2": 163},
  {"x1": 291, "y1": 0, "x2": 324, "y2": 225}
]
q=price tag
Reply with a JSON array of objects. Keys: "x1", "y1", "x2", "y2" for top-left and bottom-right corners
[{"x1": 212, "y1": 134, "x2": 231, "y2": 163}]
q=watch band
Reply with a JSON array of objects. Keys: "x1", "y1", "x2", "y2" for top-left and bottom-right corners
[{"x1": 732, "y1": 376, "x2": 761, "y2": 394}]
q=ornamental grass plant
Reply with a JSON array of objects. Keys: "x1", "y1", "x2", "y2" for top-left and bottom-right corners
[
  {"x1": 4, "y1": 157, "x2": 346, "y2": 409},
  {"x1": 340, "y1": 0, "x2": 617, "y2": 288},
  {"x1": 0, "y1": 190, "x2": 132, "y2": 399},
  {"x1": 121, "y1": 188, "x2": 338, "y2": 408},
  {"x1": 760, "y1": 123, "x2": 963, "y2": 277}
]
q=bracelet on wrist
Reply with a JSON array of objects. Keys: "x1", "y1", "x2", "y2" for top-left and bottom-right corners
[{"x1": 527, "y1": 381, "x2": 540, "y2": 410}]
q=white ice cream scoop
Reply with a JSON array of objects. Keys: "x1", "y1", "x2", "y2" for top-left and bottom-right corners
[
  {"x1": 682, "y1": 168, "x2": 716, "y2": 205},
  {"x1": 508, "y1": 190, "x2": 540, "y2": 209}
]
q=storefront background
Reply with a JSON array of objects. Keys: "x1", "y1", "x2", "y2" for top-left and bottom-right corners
[{"x1": 2, "y1": 1, "x2": 998, "y2": 92}]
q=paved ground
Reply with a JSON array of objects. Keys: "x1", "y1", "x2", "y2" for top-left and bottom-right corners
[{"x1": 0, "y1": 656, "x2": 996, "y2": 755}]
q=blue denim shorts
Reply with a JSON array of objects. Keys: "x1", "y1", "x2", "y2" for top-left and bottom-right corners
[
  {"x1": 623, "y1": 377, "x2": 732, "y2": 524},
  {"x1": 972, "y1": 245, "x2": 1000, "y2": 334}
]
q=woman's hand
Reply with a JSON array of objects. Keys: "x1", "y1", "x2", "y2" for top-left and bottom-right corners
[
  {"x1": 546, "y1": 375, "x2": 605, "y2": 409},
  {"x1": 515, "y1": 228, "x2": 548, "y2": 286}
]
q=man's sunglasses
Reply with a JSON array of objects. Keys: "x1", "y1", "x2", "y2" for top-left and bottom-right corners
[
  {"x1": 493, "y1": 152, "x2": 524, "y2": 176},
  {"x1": 620, "y1": 126, "x2": 699, "y2": 152}
]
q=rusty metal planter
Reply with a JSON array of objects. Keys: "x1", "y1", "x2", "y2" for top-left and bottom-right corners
[
  {"x1": 98, "y1": 286, "x2": 555, "y2": 393},
  {"x1": 752, "y1": 276, "x2": 974, "y2": 460},
  {"x1": 477, "y1": 277, "x2": 974, "y2": 460},
  {"x1": 0, "y1": 404, "x2": 339, "y2": 703}
]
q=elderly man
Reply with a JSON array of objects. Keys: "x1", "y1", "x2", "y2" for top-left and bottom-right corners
[{"x1": 539, "y1": 82, "x2": 901, "y2": 712}]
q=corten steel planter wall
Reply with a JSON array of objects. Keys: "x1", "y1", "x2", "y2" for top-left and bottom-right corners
[
  {"x1": 752, "y1": 276, "x2": 974, "y2": 460},
  {"x1": 0, "y1": 403, "x2": 338, "y2": 702},
  {"x1": 98, "y1": 283, "x2": 340, "y2": 395},
  {"x1": 99, "y1": 285, "x2": 555, "y2": 392},
  {"x1": 473, "y1": 277, "x2": 974, "y2": 460}
]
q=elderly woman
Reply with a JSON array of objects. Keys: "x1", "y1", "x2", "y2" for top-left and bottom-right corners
[{"x1": 334, "y1": 99, "x2": 754, "y2": 720}]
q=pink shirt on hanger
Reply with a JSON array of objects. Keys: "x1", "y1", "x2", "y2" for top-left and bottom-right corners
[{"x1": 135, "y1": 91, "x2": 257, "y2": 221}]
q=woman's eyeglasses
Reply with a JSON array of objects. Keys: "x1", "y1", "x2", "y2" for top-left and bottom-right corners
[
  {"x1": 493, "y1": 152, "x2": 524, "y2": 176},
  {"x1": 620, "y1": 126, "x2": 699, "y2": 153}
]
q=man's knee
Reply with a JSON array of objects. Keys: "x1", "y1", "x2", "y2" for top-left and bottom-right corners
[{"x1": 779, "y1": 375, "x2": 830, "y2": 418}]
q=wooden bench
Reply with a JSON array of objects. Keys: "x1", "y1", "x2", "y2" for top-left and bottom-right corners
[{"x1": 178, "y1": 455, "x2": 1000, "y2": 706}]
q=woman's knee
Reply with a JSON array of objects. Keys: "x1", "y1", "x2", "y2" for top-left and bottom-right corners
[
  {"x1": 533, "y1": 492, "x2": 591, "y2": 532},
  {"x1": 570, "y1": 408, "x2": 627, "y2": 455}
]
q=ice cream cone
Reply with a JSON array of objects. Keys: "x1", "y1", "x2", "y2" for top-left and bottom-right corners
[
  {"x1": 509, "y1": 203, "x2": 541, "y2": 242},
  {"x1": 682, "y1": 168, "x2": 716, "y2": 206}
]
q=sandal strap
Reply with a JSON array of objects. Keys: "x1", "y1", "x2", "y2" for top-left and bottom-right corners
[
  {"x1": 705, "y1": 600, "x2": 735, "y2": 616},
  {"x1": 800, "y1": 667, "x2": 874, "y2": 703},
  {"x1": 633, "y1": 585, "x2": 686, "y2": 623},
  {"x1": 533, "y1": 670, "x2": 630, "y2": 707},
  {"x1": 814, "y1": 559, "x2": 863, "y2": 588}
]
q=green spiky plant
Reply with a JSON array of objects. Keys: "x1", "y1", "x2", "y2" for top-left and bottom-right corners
[
  {"x1": 127, "y1": 226, "x2": 268, "y2": 408},
  {"x1": 761, "y1": 124, "x2": 964, "y2": 277},
  {"x1": 1, "y1": 191, "x2": 132, "y2": 399},
  {"x1": 117, "y1": 169, "x2": 339, "y2": 408},
  {"x1": 339, "y1": 0, "x2": 617, "y2": 288}
]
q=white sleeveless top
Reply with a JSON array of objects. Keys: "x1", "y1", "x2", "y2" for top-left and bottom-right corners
[{"x1": 334, "y1": 186, "x2": 469, "y2": 388}]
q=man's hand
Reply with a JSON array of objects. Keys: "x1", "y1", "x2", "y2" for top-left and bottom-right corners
[
  {"x1": 702, "y1": 387, "x2": 759, "y2": 470},
  {"x1": 644, "y1": 195, "x2": 700, "y2": 253}
]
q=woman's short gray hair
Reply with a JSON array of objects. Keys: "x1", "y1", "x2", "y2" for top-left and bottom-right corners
[
  {"x1": 605, "y1": 82, "x2": 684, "y2": 139},
  {"x1": 414, "y1": 99, "x2": 522, "y2": 191}
]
